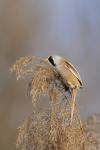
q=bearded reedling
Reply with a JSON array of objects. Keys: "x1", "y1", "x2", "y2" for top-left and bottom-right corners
[{"x1": 45, "y1": 55, "x2": 82, "y2": 124}]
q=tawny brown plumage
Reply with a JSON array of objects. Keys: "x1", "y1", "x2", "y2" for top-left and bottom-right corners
[{"x1": 56, "y1": 60, "x2": 82, "y2": 89}]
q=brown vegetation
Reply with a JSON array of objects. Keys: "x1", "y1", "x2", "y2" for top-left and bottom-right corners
[{"x1": 11, "y1": 56, "x2": 99, "y2": 150}]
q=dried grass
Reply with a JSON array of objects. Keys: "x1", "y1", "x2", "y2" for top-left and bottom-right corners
[{"x1": 11, "y1": 56, "x2": 98, "y2": 150}]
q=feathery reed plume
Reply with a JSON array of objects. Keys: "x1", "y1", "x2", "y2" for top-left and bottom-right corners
[
  {"x1": 10, "y1": 56, "x2": 44, "y2": 80},
  {"x1": 11, "y1": 55, "x2": 98, "y2": 150}
]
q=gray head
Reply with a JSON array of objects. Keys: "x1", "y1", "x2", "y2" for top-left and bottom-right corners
[{"x1": 48, "y1": 54, "x2": 62, "y2": 67}]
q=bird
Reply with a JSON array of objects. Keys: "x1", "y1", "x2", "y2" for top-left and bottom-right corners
[{"x1": 45, "y1": 54, "x2": 83, "y2": 124}]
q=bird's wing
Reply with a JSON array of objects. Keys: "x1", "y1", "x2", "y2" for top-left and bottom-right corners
[{"x1": 64, "y1": 60, "x2": 82, "y2": 86}]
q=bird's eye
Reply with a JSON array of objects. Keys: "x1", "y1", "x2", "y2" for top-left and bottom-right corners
[{"x1": 48, "y1": 56, "x2": 56, "y2": 66}]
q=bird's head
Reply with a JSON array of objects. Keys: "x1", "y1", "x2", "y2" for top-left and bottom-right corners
[{"x1": 47, "y1": 54, "x2": 63, "y2": 67}]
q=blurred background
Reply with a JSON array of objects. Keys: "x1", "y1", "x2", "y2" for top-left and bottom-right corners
[{"x1": 0, "y1": 0, "x2": 100, "y2": 149}]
